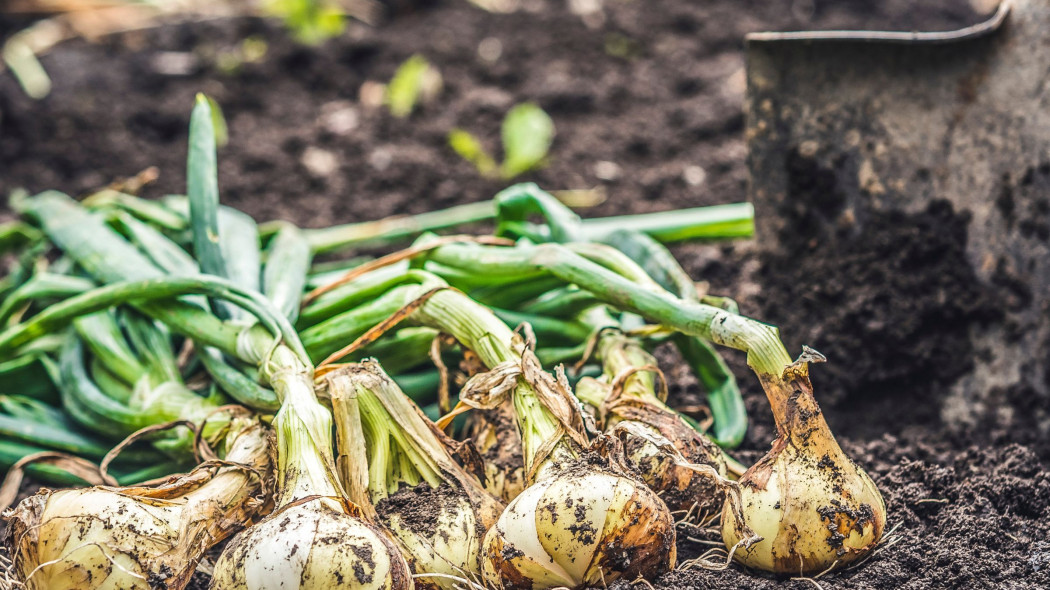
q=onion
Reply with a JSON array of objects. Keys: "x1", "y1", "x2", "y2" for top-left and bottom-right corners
[
  {"x1": 458, "y1": 347, "x2": 677, "y2": 590},
  {"x1": 575, "y1": 331, "x2": 729, "y2": 518},
  {"x1": 211, "y1": 354, "x2": 411, "y2": 590},
  {"x1": 400, "y1": 287, "x2": 677, "y2": 589},
  {"x1": 326, "y1": 362, "x2": 503, "y2": 590},
  {"x1": 4, "y1": 417, "x2": 270, "y2": 590},
  {"x1": 482, "y1": 445, "x2": 676, "y2": 590},
  {"x1": 212, "y1": 499, "x2": 408, "y2": 590},
  {"x1": 722, "y1": 350, "x2": 886, "y2": 574}
]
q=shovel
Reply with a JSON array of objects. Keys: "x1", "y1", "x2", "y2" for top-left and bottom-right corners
[{"x1": 744, "y1": 1, "x2": 1050, "y2": 438}]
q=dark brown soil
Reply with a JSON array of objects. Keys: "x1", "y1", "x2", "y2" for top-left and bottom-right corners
[
  {"x1": 375, "y1": 481, "x2": 466, "y2": 540},
  {"x1": 5, "y1": 1, "x2": 1048, "y2": 589}
]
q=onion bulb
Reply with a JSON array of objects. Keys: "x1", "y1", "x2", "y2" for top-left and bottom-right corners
[
  {"x1": 212, "y1": 356, "x2": 411, "y2": 590},
  {"x1": 326, "y1": 362, "x2": 504, "y2": 590},
  {"x1": 575, "y1": 331, "x2": 729, "y2": 518},
  {"x1": 4, "y1": 417, "x2": 270, "y2": 590},
  {"x1": 722, "y1": 349, "x2": 886, "y2": 574},
  {"x1": 482, "y1": 447, "x2": 676, "y2": 590},
  {"x1": 459, "y1": 349, "x2": 676, "y2": 590}
]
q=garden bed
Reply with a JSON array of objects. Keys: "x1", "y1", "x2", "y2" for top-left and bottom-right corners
[{"x1": 2, "y1": 1, "x2": 1047, "y2": 588}]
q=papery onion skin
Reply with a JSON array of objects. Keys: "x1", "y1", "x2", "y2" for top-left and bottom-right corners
[
  {"x1": 613, "y1": 411, "x2": 726, "y2": 517},
  {"x1": 481, "y1": 462, "x2": 676, "y2": 590},
  {"x1": 578, "y1": 334, "x2": 728, "y2": 516},
  {"x1": 211, "y1": 497, "x2": 411, "y2": 590},
  {"x1": 721, "y1": 364, "x2": 886, "y2": 574}
]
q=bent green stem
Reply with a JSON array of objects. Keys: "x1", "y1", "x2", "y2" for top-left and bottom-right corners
[{"x1": 423, "y1": 241, "x2": 792, "y2": 377}]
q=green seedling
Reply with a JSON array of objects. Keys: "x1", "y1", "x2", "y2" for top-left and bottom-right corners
[
  {"x1": 216, "y1": 36, "x2": 269, "y2": 75},
  {"x1": 385, "y1": 54, "x2": 442, "y2": 118},
  {"x1": 263, "y1": 0, "x2": 347, "y2": 44},
  {"x1": 449, "y1": 103, "x2": 555, "y2": 180}
]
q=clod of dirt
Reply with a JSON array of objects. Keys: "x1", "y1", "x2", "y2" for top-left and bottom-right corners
[{"x1": 376, "y1": 480, "x2": 469, "y2": 540}]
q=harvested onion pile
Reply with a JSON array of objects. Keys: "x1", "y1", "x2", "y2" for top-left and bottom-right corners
[{"x1": 0, "y1": 99, "x2": 884, "y2": 589}]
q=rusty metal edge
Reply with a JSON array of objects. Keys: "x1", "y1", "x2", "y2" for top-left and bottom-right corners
[{"x1": 745, "y1": 0, "x2": 1009, "y2": 44}]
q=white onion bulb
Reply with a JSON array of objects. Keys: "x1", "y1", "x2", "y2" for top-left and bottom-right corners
[
  {"x1": 482, "y1": 456, "x2": 676, "y2": 590},
  {"x1": 722, "y1": 356, "x2": 886, "y2": 574}
]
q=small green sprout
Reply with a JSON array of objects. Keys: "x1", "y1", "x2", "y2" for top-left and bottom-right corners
[
  {"x1": 385, "y1": 54, "x2": 443, "y2": 118},
  {"x1": 216, "y1": 37, "x2": 269, "y2": 74},
  {"x1": 448, "y1": 130, "x2": 499, "y2": 178},
  {"x1": 264, "y1": 0, "x2": 347, "y2": 44},
  {"x1": 449, "y1": 103, "x2": 555, "y2": 180}
]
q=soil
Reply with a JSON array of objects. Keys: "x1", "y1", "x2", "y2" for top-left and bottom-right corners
[
  {"x1": 5, "y1": 1, "x2": 1049, "y2": 589},
  {"x1": 375, "y1": 481, "x2": 474, "y2": 541}
]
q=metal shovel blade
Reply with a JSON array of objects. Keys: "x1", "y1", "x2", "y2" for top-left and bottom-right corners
[{"x1": 745, "y1": 1, "x2": 1050, "y2": 435}]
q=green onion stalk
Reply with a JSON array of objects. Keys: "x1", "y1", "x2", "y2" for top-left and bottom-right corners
[
  {"x1": 298, "y1": 266, "x2": 581, "y2": 421},
  {"x1": 393, "y1": 238, "x2": 887, "y2": 575},
  {"x1": 283, "y1": 185, "x2": 752, "y2": 256},
  {"x1": 0, "y1": 394, "x2": 179, "y2": 488},
  {"x1": 70, "y1": 308, "x2": 231, "y2": 454},
  {"x1": 0, "y1": 440, "x2": 174, "y2": 489},
  {"x1": 595, "y1": 227, "x2": 747, "y2": 448},
  {"x1": 490, "y1": 183, "x2": 748, "y2": 448},
  {"x1": 326, "y1": 361, "x2": 504, "y2": 590},
  {"x1": 0, "y1": 219, "x2": 241, "y2": 456},
  {"x1": 0, "y1": 197, "x2": 244, "y2": 455}
]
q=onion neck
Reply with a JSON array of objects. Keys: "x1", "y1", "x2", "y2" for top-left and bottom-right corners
[
  {"x1": 594, "y1": 331, "x2": 665, "y2": 406},
  {"x1": 411, "y1": 288, "x2": 577, "y2": 479},
  {"x1": 357, "y1": 386, "x2": 444, "y2": 497},
  {"x1": 270, "y1": 359, "x2": 343, "y2": 507},
  {"x1": 722, "y1": 316, "x2": 793, "y2": 378},
  {"x1": 514, "y1": 391, "x2": 575, "y2": 481},
  {"x1": 757, "y1": 353, "x2": 838, "y2": 450}
]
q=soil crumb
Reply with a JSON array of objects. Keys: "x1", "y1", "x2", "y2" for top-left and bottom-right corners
[{"x1": 375, "y1": 481, "x2": 462, "y2": 540}]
